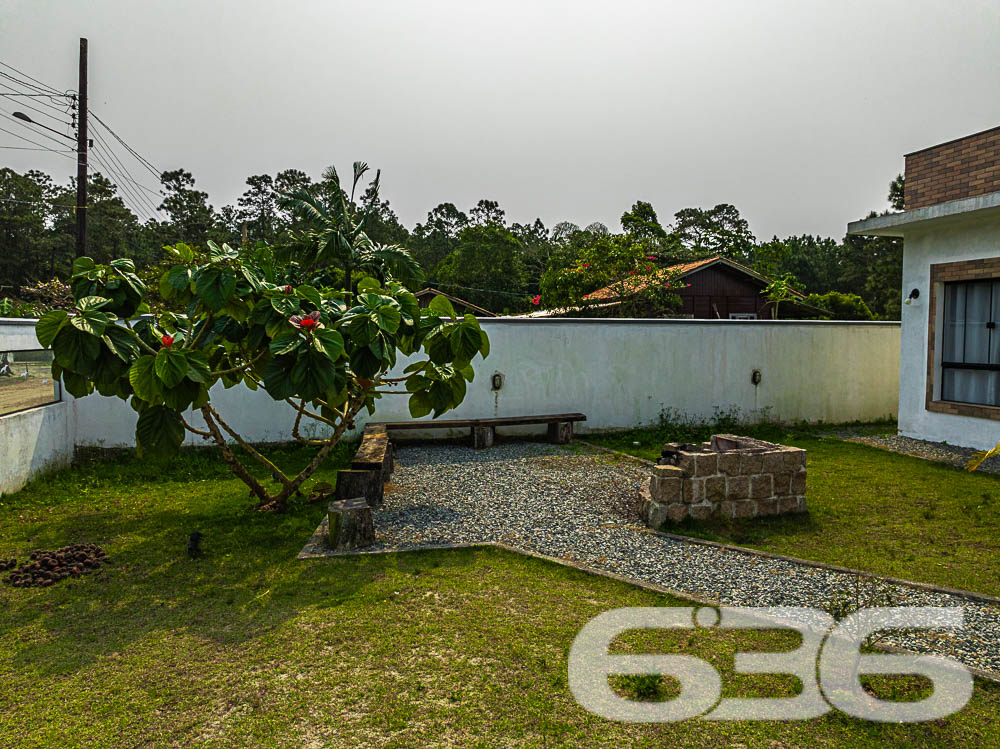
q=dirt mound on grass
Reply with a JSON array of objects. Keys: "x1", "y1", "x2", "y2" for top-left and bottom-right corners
[{"x1": 3, "y1": 544, "x2": 108, "y2": 588}]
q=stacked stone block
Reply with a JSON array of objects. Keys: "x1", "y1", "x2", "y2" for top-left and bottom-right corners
[{"x1": 639, "y1": 434, "x2": 806, "y2": 527}]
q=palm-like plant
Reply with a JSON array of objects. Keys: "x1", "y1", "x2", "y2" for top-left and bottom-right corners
[{"x1": 278, "y1": 162, "x2": 422, "y2": 296}]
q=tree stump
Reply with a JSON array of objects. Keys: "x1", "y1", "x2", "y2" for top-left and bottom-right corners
[
  {"x1": 327, "y1": 497, "x2": 374, "y2": 552},
  {"x1": 472, "y1": 425, "x2": 495, "y2": 449},
  {"x1": 335, "y1": 468, "x2": 383, "y2": 508},
  {"x1": 547, "y1": 421, "x2": 573, "y2": 444}
]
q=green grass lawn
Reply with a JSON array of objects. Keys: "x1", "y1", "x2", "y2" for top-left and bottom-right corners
[
  {"x1": 587, "y1": 421, "x2": 1000, "y2": 598},
  {"x1": 2, "y1": 443, "x2": 999, "y2": 747}
]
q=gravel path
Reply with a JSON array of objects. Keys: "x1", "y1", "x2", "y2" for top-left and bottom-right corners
[
  {"x1": 346, "y1": 442, "x2": 1000, "y2": 677},
  {"x1": 838, "y1": 433, "x2": 1000, "y2": 475}
]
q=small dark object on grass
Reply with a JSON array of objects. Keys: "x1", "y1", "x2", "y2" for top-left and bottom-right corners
[
  {"x1": 188, "y1": 532, "x2": 203, "y2": 559},
  {"x1": 0, "y1": 558, "x2": 16, "y2": 571},
  {"x1": 3, "y1": 543, "x2": 107, "y2": 588}
]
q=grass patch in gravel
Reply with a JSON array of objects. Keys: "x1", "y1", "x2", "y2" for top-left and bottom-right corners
[
  {"x1": 2, "y1": 442, "x2": 1000, "y2": 746},
  {"x1": 587, "y1": 420, "x2": 1000, "y2": 597}
]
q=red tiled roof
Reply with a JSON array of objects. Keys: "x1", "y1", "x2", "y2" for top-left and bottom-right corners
[{"x1": 582, "y1": 256, "x2": 805, "y2": 302}]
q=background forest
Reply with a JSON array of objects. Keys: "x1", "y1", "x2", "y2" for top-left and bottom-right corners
[{"x1": 0, "y1": 164, "x2": 904, "y2": 319}]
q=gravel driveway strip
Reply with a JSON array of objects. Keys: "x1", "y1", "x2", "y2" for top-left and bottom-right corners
[{"x1": 304, "y1": 441, "x2": 1000, "y2": 679}]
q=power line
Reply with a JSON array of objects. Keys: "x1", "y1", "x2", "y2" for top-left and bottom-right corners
[
  {"x1": 0, "y1": 144, "x2": 74, "y2": 152},
  {"x1": 89, "y1": 126, "x2": 162, "y2": 210},
  {"x1": 88, "y1": 111, "x2": 161, "y2": 180},
  {"x1": 89, "y1": 144, "x2": 159, "y2": 221},
  {"x1": 0, "y1": 84, "x2": 74, "y2": 130},
  {"x1": 0, "y1": 60, "x2": 64, "y2": 95},
  {"x1": 0, "y1": 109, "x2": 74, "y2": 149},
  {"x1": 422, "y1": 280, "x2": 536, "y2": 298},
  {"x1": 0, "y1": 124, "x2": 75, "y2": 159},
  {"x1": 0, "y1": 196, "x2": 76, "y2": 209}
]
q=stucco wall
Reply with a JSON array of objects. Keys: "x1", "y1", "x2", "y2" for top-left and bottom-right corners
[
  {"x1": 898, "y1": 215, "x2": 1000, "y2": 449},
  {"x1": 63, "y1": 319, "x2": 900, "y2": 446},
  {"x1": 0, "y1": 401, "x2": 74, "y2": 495},
  {"x1": 2, "y1": 318, "x2": 900, "y2": 482}
]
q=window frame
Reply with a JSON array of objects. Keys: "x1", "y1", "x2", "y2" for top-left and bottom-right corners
[{"x1": 927, "y1": 258, "x2": 1000, "y2": 419}]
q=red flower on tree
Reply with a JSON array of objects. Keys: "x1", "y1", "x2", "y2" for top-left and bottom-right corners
[
  {"x1": 283, "y1": 285, "x2": 293, "y2": 294},
  {"x1": 290, "y1": 311, "x2": 322, "y2": 331},
  {"x1": 160, "y1": 334, "x2": 174, "y2": 349},
  {"x1": 531, "y1": 295, "x2": 541, "y2": 306}
]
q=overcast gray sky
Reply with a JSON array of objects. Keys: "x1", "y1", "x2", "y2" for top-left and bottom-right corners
[{"x1": 2, "y1": 0, "x2": 999, "y2": 240}]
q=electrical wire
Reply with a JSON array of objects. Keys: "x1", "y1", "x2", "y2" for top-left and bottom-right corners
[
  {"x1": 0, "y1": 124, "x2": 75, "y2": 159},
  {"x1": 0, "y1": 109, "x2": 74, "y2": 149},
  {"x1": 89, "y1": 144, "x2": 159, "y2": 221},
  {"x1": 0, "y1": 196, "x2": 76, "y2": 209},
  {"x1": 88, "y1": 111, "x2": 161, "y2": 180},
  {"x1": 0, "y1": 144, "x2": 74, "y2": 153},
  {"x1": 0, "y1": 61, "x2": 64, "y2": 95},
  {"x1": 0, "y1": 84, "x2": 73, "y2": 129},
  {"x1": 89, "y1": 127, "x2": 162, "y2": 211}
]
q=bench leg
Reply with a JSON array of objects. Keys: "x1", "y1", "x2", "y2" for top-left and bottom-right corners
[
  {"x1": 547, "y1": 421, "x2": 573, "y2": 444},
  {"x1": 335, "y1": 468, "x2": 384, "y2": 509},
  {"x1": 472, "y1": 425, "x2": 495, "y2": 449}
]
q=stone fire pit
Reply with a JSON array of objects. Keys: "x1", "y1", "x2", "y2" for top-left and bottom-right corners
[{"x1": 639, "y1": 434, "x2": 806, "y2": 527}]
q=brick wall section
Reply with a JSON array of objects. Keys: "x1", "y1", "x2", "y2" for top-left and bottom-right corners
[
  {"x1": 904, "y1": 126, "x2": 1000, "y2": 210},
  {"x1": 639, "y1": 435, "x2": 806, "y2": 526}
]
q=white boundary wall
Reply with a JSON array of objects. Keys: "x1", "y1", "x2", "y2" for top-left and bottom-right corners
[{"x1": 1, "y1": 318, "x2": 900, "y2": 493}]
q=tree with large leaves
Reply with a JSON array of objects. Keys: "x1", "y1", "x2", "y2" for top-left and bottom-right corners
[
  {"x1": 36, "y1": 241, "x2": 488, "y2": 511},
  {"x1": 278, "y1": 162, "x2": 422, "y2": 294}
]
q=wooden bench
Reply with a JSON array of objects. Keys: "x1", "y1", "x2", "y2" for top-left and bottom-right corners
[
  {"x1": 333, "y1": 424, "x2": 393, "y2": 510},
  {"x1": 373, "y1": 413, "x2": 587, "y2": 449}
]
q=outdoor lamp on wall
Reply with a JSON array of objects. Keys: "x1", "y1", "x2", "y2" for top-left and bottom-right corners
[
  {"x1": 904, "y1": 288, "x2": 920, "y2": 305},
  {"x1": 491, "y1": 372, "x2": 504, "y2": 391}
]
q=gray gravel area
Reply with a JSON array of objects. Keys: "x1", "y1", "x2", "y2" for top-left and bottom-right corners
[
  {"x1": 840, "y1": 433, "x2": 1000, "y2": 475},
  {"x1": 330, "y1": 441, "x2": 1000, "y2": 677}
]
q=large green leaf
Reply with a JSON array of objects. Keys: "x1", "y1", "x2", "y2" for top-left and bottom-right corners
[
  {"x1": 76, "y1": 295, "x2": 111, "y2": 312},
  {"x1": 161, "y1": 377, "x2": 202, "y2": 411},
  {"x1": 290, "y1": 350, "x2": 338, "y2": 401},
  {"x1": 261, "y1": 356, "x2": 297, "y2": 400},
  {"x1": 195, "y1": 267, "x2": 237, "y2": 311},
  {"x1": 450, "y1": 321, "x2": 482, "y2": 364},
  {"x1": 408, "y1": 389, "x2": 433, "y2": 418},
  {"x1": 270, "y1": 294, "x2": 300, "y2": 317},
  {"x1": 349, "y1": 346, "x2": 382, "y2": 379},
  {"x1": 269, "y1": 331, "x2": 303, "y2": 356},
  {"x1": 35, "y1": 310, "x2": 68, "y2": 348},
  {"x1": 70, "y1": 310, "x2": 114, "y2": 338},
  {"x1": 311, "y1": 328, "x2": 345, "y2": 360},
  {"x1": 129, "y1": 355, "x2": 160, "y2": 402},
  {"x1": 52, "y1": 326, "x2": 99, "y2": 374},
  {"x1": 135, "y1": 406, "x2": 184, "y2": 459},
  {"x1": 160, "y1": 265, "x2": 192, "y2": 300},
  {"x1": 71, "y1": 256, "x2": 96, "y2": 277},
  {"x1": 426, "y1": 331, "x2": 454, "y2": 365},
  {"x1": 373, "y1": 305, "x2": 401, "y2": 333},
  {"x1": 185, "y1": 350, "x2": 212, "y2": 383},
  {"x1": 295, "y1": 284, "x2": 322, "y2": 307},
  {"x1": 101, "y1": 325, "x2": 140, "y2": 361},
  {"x1": 427, "y1": 293, "x2": 456, "y2": 320},
  {"x1": 154, "y1": 348, "x2": 189, "y2": 388},
  {"x1": 61, "y1": 370, "x2": 94, "y2": 398}
]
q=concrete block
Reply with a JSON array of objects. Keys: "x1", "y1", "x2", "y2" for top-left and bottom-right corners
[{"x1": 750, "y1": 474, "x2": 773, "y2": 499}]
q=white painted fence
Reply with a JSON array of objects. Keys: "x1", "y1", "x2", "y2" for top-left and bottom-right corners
[{"x1": 0, "y1": 317, "x2": 901, "y2": 494}]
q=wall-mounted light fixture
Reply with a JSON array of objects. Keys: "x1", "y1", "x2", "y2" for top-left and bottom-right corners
[
  {"x1": 904, "y1": 288, "x2": 920, "y2": 305},
  {"x1": 491, "y1": 372, "x2": 504, "y2": 391},
  {"x1": 751, "y1": 369, "x2": 762, "y2": 386}
]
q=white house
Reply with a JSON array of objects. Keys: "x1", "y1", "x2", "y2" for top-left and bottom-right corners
[{"x1": 849, "y1": 125, "x2": 1000, "y2": 449}]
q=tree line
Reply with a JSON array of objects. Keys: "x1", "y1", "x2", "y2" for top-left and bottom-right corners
[{"x1": 0, "y1": 164, "x2": 903, "y2": 318}]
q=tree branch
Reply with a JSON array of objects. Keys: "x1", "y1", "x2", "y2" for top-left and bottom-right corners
[{"x1": 204, "y1": 403, "x2": 293, "y2": 487}]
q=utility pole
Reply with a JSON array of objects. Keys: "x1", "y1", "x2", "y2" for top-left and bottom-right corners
[{"x1": 75, "y1": 37, "x2": 88, "y2": 259}]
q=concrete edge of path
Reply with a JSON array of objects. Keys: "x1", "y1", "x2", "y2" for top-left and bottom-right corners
[{"x1": 298, "y1": 519, "x2": 1000, "y2": 683}]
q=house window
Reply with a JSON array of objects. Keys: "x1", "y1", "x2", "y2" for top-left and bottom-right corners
[
  {"x1": 940, "y1": 280, "x2": 1000, "y2": 406},
  {"x1": 927, "y1": 258, "x2": 1000, "y2": 420}
]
